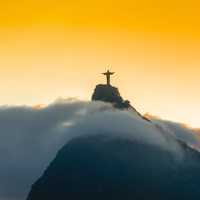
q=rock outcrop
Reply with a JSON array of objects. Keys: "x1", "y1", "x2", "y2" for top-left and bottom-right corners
[
  {"x1": 92, "y1": 84, "x2": 131, "y2": 109},
  {"x1": 92, "y1": 84, "x2": 148, "y2": 121}
]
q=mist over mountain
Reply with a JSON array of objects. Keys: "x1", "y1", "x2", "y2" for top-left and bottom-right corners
[
  {"x1": 27, "y1": 134, "x2": 200, "y2": 200},
  {"x1": 26, "y1": 84, "x2": 200, "y2": 200},
  {"x1": 0, "y1": 84, "x2": 199, "y2": 200}
]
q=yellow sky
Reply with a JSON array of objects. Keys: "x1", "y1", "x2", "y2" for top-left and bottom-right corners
[{"x1": 1, "y1": 0, "x2": 200, "y2": 127}]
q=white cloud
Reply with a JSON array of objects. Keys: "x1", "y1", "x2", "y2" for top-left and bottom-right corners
[{"x1": 0, "y1": 99, "x2": 199, "y2": 200}]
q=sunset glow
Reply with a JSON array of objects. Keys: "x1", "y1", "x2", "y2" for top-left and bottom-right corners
[{"x1": 1, "y1": 0, "x2": 200, "y2": 127}]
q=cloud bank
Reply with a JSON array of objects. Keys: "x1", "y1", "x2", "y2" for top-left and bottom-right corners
[{"x1": 0, "y1": 99, "x2": 199, "y2": 200}]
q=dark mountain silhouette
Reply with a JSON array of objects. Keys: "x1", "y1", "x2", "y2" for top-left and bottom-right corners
[
  {"x1": 27, "y1": 135, "x2": 200, "y2": 200},
  {"x1": 92, "y1": 84, "x2": 149, "y2": 121},
  {"x1": 92, "y1": 84, "x2": 131, "y2": 109},
  {"x1": 26, "y1": 83, "x2": 200, "y2": 200}
]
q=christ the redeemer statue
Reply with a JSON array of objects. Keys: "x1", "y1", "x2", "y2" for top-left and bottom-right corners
[{"x1": 102, "y1": 70, "x2": 115, "y2": 85}]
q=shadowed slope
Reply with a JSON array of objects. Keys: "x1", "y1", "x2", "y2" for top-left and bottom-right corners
[{"x1": 27, "y1": 135, "x2": 200, "y2": 200}]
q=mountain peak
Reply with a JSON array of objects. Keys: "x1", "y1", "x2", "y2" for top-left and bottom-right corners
[
  {"x1": 91, "y1": 83, "x2": 149, "y2": 121},
  {"x1": 91, "y1": 84, "x2": 131, "y2": 109}
]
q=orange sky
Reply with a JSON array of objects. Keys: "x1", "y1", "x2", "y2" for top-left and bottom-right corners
[{"x1": 1, "y1": 0, "x2": 200, "y2": 127}]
